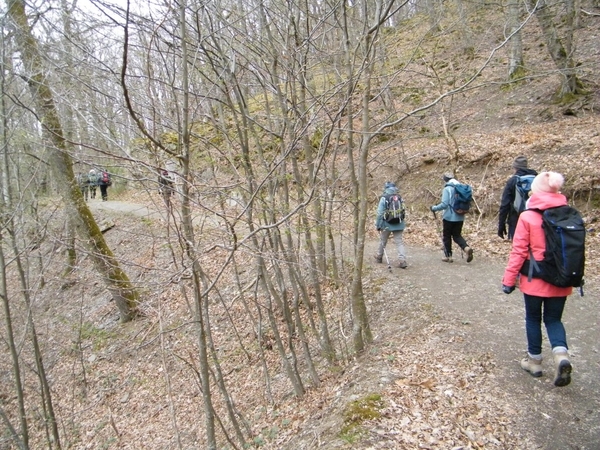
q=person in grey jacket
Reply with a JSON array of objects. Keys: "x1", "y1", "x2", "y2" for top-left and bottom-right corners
[
  {"x1": 88, "y1": 169, "x2": 99, "y2": 199},
  {"x1": 374, "y1": 182, "x2": 408, "y2": 269},
  {"x1": 430, "y1": 172, "x2": 474, "y2": 263}
]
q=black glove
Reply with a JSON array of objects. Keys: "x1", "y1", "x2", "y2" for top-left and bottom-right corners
[
  {"x1": 502, "y1": 284, "x2": 515, "y2": 294},
  {"x1": 498, "y1": 226, "x2": 506, "y2": 239},
  {"x1": 430, "y1": 206, "x2": 435, "y2": 212},
  {"x1": 376, "y1": 227, "x2": 382, "y2": 231}
]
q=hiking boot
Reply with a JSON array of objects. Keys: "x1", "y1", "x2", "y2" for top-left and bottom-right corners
[
  {"x1": 396, "y1": 260, "x2": 408, "y2": 269},
  {"x1": 442, "y1": 256, "x2": 453, "y2": 263},
  {"x1": 553, "y1": 352, "x2": 572, "y2": 387},
  {"x1": 465, "y1": 246, "x2": 474, "y2": 263},
  {"x1": 521, "y1": 357, "x2": 543, "y2": 378},
  {"x1": 373, "y1": 254, "x2": 383, "y2": 264}
]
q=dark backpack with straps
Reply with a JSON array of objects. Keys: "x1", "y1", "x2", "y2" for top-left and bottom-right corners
[
  {"x1": 520, "y1": 206, "x2": 586, "y2": 292},
  {"x1": 512, "y1": 174, "x2": 535, "y2": 214},
  {"x1": 382, "y1": 193, "x2": 405, "y2": 224}
]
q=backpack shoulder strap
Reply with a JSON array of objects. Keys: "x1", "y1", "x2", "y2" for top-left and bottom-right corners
[{"x1": 525, "y1": 208, "x2": 542, "y2": 281}]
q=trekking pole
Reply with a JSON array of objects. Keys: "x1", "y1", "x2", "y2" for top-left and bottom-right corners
[
  {"x1": 432, "y1": 210, "x2": 445, "y2": 254},
  {"x1": 382, "y1": 247, "x2": 392, "y2": 272},
  {"x1": 379, "y1": 230, "x2": 392, "y2": 272}
]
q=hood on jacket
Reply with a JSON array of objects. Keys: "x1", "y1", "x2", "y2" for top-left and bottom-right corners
[
  {"x1": 445, "y1": 179, "x2": 460, "y2": 187},
  {"x1": 515, "y1": 168, "x2": 537, "y2": 177},
  {"x1": 383, "y1": 186, "x2": 400, "y2": 196},
  {"x1": 526, "y1": 192, "x2": 568, "y2": 211}
]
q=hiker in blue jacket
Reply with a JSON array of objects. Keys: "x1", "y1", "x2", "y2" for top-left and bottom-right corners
[
  {"x1": 374, "y1": 182, "x2": 407, "y2": 269},
  {"x1": 498, "y1": 155, "x2": 538, "y2": 240},
  {"x1": 430, "y1": 172, "x2": 474, "y2": 263}
]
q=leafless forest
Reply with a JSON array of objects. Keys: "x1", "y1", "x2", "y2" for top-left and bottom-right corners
[{"x1": 1, "y1": 0, "x2": 599, "y2": 448}]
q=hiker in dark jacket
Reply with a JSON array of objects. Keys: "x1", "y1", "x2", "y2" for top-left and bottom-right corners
[
  {"x1": 98, "y1": 168, "x2": 111, "y2": 201},
  {"x1": 430, "y1": 172, "x2": 473, "y2": 263},
  {"x1": 498, "y1": 156, "x2": 538, "y2": 240},
  {"x1": 158, "y1": 168, "x2": 175, "y2": 207},
  {"x1": 374, "y1": 182, "x2": 407, "y2": 268}
]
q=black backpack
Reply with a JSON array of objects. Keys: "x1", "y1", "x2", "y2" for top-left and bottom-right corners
[
  {"x1": 382, "y1": 193, "x2": 405, "y2": 224},
  {"x1": 160, "y1": 170, "x2": 173, "y2": 186},
  {"x1": 512, "y1": 174, "x2": 535, "y2": 214},
  {"x1": 520, "y1": 206, "x2": 586, "y2": 293},
  {"x1": 451, "y1": 183, "x2": 473, "y2": 214}
]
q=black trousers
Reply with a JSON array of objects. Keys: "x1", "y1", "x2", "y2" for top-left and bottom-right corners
[
  {"x1": 442, "y1": 219, "x2": 468, "y2": 257},
  {"x1": 100, "y1": 184, "x2": 108, "y2": 201}
]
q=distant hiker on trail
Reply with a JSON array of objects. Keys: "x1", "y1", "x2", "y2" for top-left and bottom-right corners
[
  {"x1": 88, "y1": 169, "x2": 99, "y2": 199},
  {"x1": 98, "y1": 168, "x2": 112, "y2": 201},
  {"x1": 158, "y1": 168, "x2": 175, "y2": 208},
  {"x1": 430, "y1": 172, "x2": 474, "y2": 263},
  {"x1": 501, "y1": 171, "x2": 574, "y2": 387},
  {"x1": 498, "y1": 155, "x2": 538, "y2": 241},
  {"x1": 374, "y1": 181, "x2": 408, "y2": 269},
  {"x1": 77, "y1": 172, "x2": 89, "y2": 201}
]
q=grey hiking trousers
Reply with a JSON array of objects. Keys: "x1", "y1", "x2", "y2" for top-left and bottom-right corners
[{"x1": 377, "y1": 229, "x2": 406, "y2": 262}]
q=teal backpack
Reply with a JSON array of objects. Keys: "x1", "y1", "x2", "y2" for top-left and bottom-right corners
[{"x1": 451, "y1": 183, "x2": 473, "y2": 214}]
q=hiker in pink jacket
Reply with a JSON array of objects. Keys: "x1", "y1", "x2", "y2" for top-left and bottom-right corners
[{"x1": 501, "y1": 171, "x2": 572, "y2": 387}]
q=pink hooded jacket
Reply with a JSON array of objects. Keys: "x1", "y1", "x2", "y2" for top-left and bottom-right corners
[{"x1": 502, "y1": 191, "x2": 573, "y2": 297}]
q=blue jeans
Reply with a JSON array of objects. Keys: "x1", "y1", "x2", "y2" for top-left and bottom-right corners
[{"x1": 523, "y1": 294, "x2": 568, "y2": 356}]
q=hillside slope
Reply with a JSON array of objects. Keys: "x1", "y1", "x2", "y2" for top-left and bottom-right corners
[{"x1": 1, "y1": 4, "x2": 599, "y2": 450}]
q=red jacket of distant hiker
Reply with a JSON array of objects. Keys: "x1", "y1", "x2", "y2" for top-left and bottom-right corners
[{"x1": 502, "y1": 191, "x2": 573, "y2": 297}]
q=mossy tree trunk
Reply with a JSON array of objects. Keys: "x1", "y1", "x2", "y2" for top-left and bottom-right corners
[{"x1": 8, "y1": 0, "x2": 138, "y2": 322}]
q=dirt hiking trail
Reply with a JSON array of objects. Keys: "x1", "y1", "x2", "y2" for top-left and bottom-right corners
[
  {"x1": 91, "y1": 200, "x2": 599, "y2": 449},
  {"x1": 327, "y1": 240, "x2": 599, "y2": 450}
]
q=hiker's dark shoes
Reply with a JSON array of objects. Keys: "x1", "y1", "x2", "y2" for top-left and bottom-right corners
[
  {"x1": 553, "y1": 352, "x2": 572, "y2": 387},
  {"x1": 442, "y1": 257, "x2": 453, "y2": 263},
  {"x1": 397, "y1": 260, "x2": 408, "y2": 269},
  {"x1": 374, "y1": 254, "x2": 383, "y2": 264},
  {"x1": 465, "y1": 247, "x2": 474, "y2": 263},
  {"x1": 521, "y1": 357, "x2": 543, "y2": 377}
]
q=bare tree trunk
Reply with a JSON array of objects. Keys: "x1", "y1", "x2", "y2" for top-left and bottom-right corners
[
  {"x1": 0, "y1": 38, "x2": 30, "y2": 447},
  {"x1": 352, "y1": 46, "x2": 374, "y2": 352},
  {"x1": 507, "y1": 0, "x2": 525, "y2": 79},
  {"x1": 10, "y1": 239, "x2": 62, "y2": 449},
  {"x1": 341, "y1": 1, "x2": 359, "y2": 251},
  {"x1": 0, "y1": 237, "x2": 30, "y2": 448},
  {"x1": 177, "y1": 2, "x2": 217, "y2": 447},
  {"x1": 158, "y1": 298, "x2": 183, "y2": 450},
  {"x1": 425, "y1": 0, "x2": 443, "y2": 32},
  {"x1": 259, "y1": 263, "x2": 306, "y2": 397},
  {"x1": 527, "y1": 0, "x2": 583, "y2": 96},
  {"x1": 7, "y1": 0, "x2": 139, "y2": 322}
]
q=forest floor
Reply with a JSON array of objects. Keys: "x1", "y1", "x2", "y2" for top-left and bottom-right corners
[
  {"x1": 2, "y1": 3, "x2": 599, "y2": 448},
  {"x1": 81, "y1": 11, "x2": 600, "y2": 448},
  {"x1": 89, "y1": 197, "x2": 600, "y2": 449}
]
